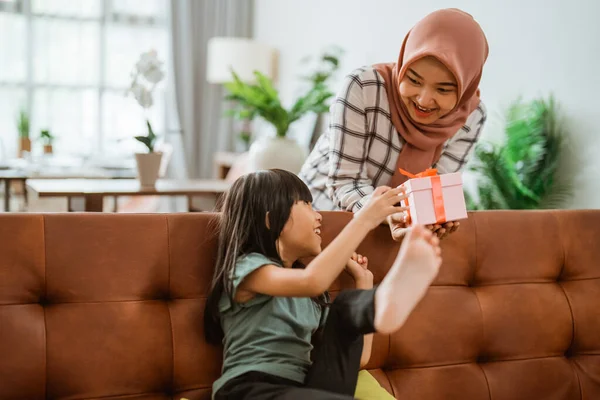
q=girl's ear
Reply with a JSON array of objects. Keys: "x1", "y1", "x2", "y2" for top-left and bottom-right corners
[{"x1": 265, "y1": 211, "x2": 271, "y2": 230}]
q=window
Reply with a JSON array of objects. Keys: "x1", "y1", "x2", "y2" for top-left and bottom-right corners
[{"x1": 0, "y1": 0, "x2": 169, "y2": 160}]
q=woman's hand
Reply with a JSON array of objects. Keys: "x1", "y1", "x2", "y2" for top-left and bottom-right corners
[
  {"x1": 388, "y1": 212, "x2": 460, "y2": 241},
  {"x1": 426, "y1": 221, "x2": 460, "y2": 239},
  {"x1": 354, "y1": 186, "x2": 408, "y2": 231},
  {"x1": 345, "y1": 253, "x2": 373, "y2": 289}
]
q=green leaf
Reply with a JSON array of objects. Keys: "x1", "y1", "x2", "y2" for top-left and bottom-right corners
[
  {"x1": 146, "y1": 120, "x2": 156, "y2": 140},
  {"x1": 289, "y1": 83, "x2": 334, "y2": 122},
  {"x1": 17, "y1": 108, "x2": 30, "y2": 138},
  {"x1": 468, "y1": 95, "x2": 570, "y2": 210},
  {"x1": 40, "y1": 129, "x2": 53, "y2": 139},
  {"x1": 132, "y1": 120, "x2": 157, "y2": 153},
  {"x1": 222, "y1": 48, "x2": 342, "y2": 137},
  {"x1": 254, "y1": 71, "x2": 279, "y2": 99},
  {"x1": 322, "y1": 55, "x2": 339, "y2": 67},
  {"x1": 464, "y1": 190, "x2": 481, "y2": 211},
  {"x1": 134, "y1": 135, "x2": 151, "y2": 146}
]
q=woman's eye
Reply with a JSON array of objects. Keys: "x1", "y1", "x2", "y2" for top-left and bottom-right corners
[{"x1": 408, "y1": 77, "x2": 420, "y2": 85}]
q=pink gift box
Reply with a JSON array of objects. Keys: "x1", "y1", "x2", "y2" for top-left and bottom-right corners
[{"x1": 400, "y1": 172, "x2": 468, "y2": 226}]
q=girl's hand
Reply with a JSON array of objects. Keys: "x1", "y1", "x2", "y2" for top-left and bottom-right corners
[
  {"x1": 354, "y1": 186, "x2": 408, "y2": 231},
  {"x1": 345, "y1": 253, "x2": 373, "y2": 289},
  {"x1": 387, "y1": 210, "x2": 410, "y2": 242}
]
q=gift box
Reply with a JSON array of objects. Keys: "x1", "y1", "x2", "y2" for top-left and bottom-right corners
[{"x1": 399, "y1": 168, "x2": 468, "y2": 226}]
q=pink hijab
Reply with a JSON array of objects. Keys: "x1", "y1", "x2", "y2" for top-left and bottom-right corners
[{"x1": 374, "y1": 8, "x2": 489, "y2": 186}]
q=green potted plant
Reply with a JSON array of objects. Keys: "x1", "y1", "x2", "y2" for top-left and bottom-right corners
[
  {"x1": 40, "y1": 129, "x2": 55, "y2": 154},
  {"x1": 16, "y1": 108, "x2": 30, "y2": 158},
  {"x1": 465, "y1": 95, "x2": 571, "y2": 210},
  {"x1": 126, "y1": 50, "x2": 164, "y2": 187},
  {"x1": 223, "y1": 48, "x2": 342, "y2": 173}
]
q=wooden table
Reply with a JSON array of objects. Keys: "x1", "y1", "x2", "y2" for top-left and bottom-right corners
[
  {"x1": 3, "y1": 152, "x2": 240, "y2": 212},
  {"x1": 1, "y1": 169, "x2": 136, "y2": 212},
  {"x1": 214, "y1": 151, "x2": 242, "y2": 179},
  {"x1": 27, "y1": 179, "x2": 231, "y2": 212},
  {"x1": 0, "y1": 170, "x2": 28, "y2": 212}
]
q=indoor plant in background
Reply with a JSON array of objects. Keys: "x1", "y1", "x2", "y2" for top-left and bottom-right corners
[
  {"x1": 16, "y1": 108, "x2": 30, "y2": 158},
  {"x1": 126, "y1": 50, "x2": 165, "y2": 187},
  {"x1": 223, "y1": 48, "x2": 342, "y2": 173},
  {"x1": 465, "y1": 95, "x2": 571, "y2": 210},
  {"x1": 40, "y1": 129, "x2": 55, "y2": 154}
]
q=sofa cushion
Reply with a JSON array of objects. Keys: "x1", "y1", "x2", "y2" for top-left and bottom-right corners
[{"x1": 0, "y1": 210, "x2": 598, "y2": 400}]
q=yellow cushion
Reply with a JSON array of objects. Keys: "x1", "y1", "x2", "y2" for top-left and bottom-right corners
[{"x1": 354, "y1": 370, "x2": 395, "y2": 400}]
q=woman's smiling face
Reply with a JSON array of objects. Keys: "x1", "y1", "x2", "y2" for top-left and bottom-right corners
[{"x1": 399, "y1": 56, "x2": 459, "y2": 125}]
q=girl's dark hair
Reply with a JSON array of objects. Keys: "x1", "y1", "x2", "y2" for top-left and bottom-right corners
[{"x1": 204, "y1": 169, "x2": 329, "y2": 345}]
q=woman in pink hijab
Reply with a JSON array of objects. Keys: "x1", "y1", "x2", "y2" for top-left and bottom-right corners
[{"x1": 300, "y1": 8, "x2": 489, "y2": 241}]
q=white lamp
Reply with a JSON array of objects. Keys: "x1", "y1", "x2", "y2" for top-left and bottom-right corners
[{"x1": 206, "y1": 37, "x2": 277, "y2": 84}]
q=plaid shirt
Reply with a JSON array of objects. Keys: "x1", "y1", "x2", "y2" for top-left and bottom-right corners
[{"x1": 299, "y1": 66, "x2": 487, "y2": 212}]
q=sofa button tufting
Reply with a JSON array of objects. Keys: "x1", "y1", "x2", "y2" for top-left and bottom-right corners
[{"x1": 476, "y1": 355, "x2": 489, "y2": 364}]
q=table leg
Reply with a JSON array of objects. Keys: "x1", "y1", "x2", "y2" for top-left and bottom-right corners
[
  {"x1": 21, "y1": 179, "x2": 28, "y2": 209},
  {"x1": 3, "y1": 180, "x2": 9, "y2": 212},
  {"x1": 84, "y1": 194, "x2": 104, "y2": 212}
]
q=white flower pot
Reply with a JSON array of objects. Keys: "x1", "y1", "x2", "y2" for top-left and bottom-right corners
[
  {"x1": 135, "y1": 152, "x2": 163, "y2": 187},
  {"x1": 248, "y1": 136, "x2": 307, "y2": 174}
]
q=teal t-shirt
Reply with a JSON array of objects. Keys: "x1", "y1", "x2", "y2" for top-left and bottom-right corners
[{"x1": 212, "y1": 253, "x2": 327, "y2": 396}]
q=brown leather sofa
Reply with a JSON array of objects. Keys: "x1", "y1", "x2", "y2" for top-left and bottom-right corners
[{"x1": 1, "y1": 210, "x2": 599, "y2": 400}]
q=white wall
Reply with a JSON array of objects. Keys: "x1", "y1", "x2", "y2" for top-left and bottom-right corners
[{"x1": 253, "y1": 0, "x2": 600, "y2": 209}]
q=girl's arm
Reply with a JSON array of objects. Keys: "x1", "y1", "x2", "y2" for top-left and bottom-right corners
[
  {"x1": 345, "y1": 254, "x2": 373, "y2": 367},
  {"x1": 237, "y1": 187, "x2": 406, "y2": 299}
]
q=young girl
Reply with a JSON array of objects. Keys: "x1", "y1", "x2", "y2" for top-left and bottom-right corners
[{"x1": 205, "y1": 169, "x2": 442, "y2": 399}]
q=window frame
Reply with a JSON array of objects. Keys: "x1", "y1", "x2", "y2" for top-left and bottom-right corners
[{"x1": 0, "y1": 0, "x2": 169, "y2": 156}]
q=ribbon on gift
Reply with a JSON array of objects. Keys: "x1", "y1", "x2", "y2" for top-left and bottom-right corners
[{"x1": 399, "y1": 168, "x2": 447, "y2": 224}]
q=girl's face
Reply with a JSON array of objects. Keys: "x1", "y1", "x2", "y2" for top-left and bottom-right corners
[
  {"x1": 399, "y1": 56, "x2": 459, "y2": 125},
  {"x1": 276, "y1": 201, "x2": 323, "y2": 262}
]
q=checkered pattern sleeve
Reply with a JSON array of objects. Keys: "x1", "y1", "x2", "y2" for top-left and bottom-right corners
[
  {"x1": 434, "y1": 103, "x2": 487, "y2": 174},
  {"x1": 325, "y1": 70, "x2": 377, "y2": 212}
]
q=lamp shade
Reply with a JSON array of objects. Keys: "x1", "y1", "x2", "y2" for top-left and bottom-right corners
[{"x1": 206, "y1": 37, "x2": 276, "y2": 84}]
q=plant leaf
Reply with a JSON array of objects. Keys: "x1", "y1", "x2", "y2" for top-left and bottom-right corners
[
  {"x1": 468, "y1": 95, "x2": 570, "y2": 210},
  {"x1": 222, "y1": 49, "x2": 342, "y2": 136},
  {"x1": 134, "y1": 136, "x2": 153, "y2": 152}
]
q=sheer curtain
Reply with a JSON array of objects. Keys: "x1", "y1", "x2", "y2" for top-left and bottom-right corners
[
  {"x1": 0, "y1": 0, "x2": 170, "y2": 160},
  {"x1": 169, "y1": 0, "x2": 254, "y2": 180}
]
